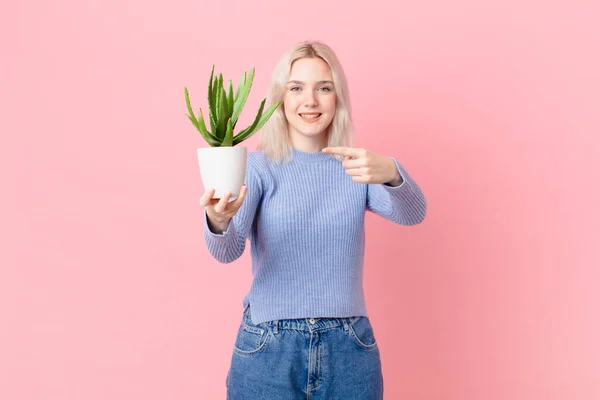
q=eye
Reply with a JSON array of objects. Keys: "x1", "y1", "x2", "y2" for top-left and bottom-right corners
[
  {"x1": 290, "y1": 86, "x2": 301, "y2": 91},
  {"x1": 319, "y1": 86, "x2": 332, "y2": 92}
]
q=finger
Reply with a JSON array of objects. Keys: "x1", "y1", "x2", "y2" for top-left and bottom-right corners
[
  {"x1": 345, "y1": 167, "x2": 365, "y2": 176},
  {"x1": 199, "y1": 188, "x2": 216, "y2": 207},
  {"x1": 230, "y1": 185, "x2": 247, "y2": 209},
  {"x1": 342, "y1": 158, "x2": 365, "y2": 169},
  {"x1": 322, "y1": 147, "x2": 362, "y2": 158},
  {"x1": 351, "y1": 175, "x2": 368, "y2": 183},
  {"x1": 214, "y1": 192, "x2": 232, "y2": 213}
]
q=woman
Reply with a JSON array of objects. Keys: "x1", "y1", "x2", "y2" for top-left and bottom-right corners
[{"x1": 200, "y1": 40, "x2": 427, "y2": 400}]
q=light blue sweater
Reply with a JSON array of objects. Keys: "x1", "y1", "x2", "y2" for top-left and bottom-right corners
[{"x1": 203, "y1": 148, "x2": 427, "y2": 325}]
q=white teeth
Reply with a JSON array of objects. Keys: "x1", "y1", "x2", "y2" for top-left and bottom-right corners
[{"x1": 300, "y1": 114, "x2": 321, "y2": 120}]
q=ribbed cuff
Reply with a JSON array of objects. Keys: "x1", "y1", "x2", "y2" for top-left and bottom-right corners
[
  {"x1": 383, "y1": 157, "x2": 412, "y2": 194},
  {"x1": 203, "y1": 210, "x2": 242, "y2": 263}
]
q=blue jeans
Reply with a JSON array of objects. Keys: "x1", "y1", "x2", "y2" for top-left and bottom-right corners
[{"x1": 226, "y1": 304, "x2": 384, "y2": 399}]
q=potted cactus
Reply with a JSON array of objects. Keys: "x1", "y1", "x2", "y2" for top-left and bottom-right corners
[{"x1": 185, "y1": 65, "x2": 279, "y2": 199}]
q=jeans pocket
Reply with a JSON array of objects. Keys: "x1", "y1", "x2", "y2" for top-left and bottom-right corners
[
  {"x1": 233, "y1": 307, "x2": 271, "y2": 356},
  {"x1": 348, "y1": 317, "x2": 378, "y2": 350}
]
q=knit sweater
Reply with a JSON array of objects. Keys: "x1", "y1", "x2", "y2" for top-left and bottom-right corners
[{"x1": 203, "y1": 148, "x2": 427, "y2": 325}]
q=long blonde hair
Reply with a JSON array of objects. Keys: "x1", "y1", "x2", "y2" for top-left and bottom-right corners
[{"x1": 257, "y1": 40, "x2": 353, "y2": 163}]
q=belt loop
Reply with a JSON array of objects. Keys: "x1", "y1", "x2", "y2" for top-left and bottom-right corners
[
  {"x1": 272, "y1": 320, "x2": 279, "y2": 335},
  {"x1": 342, "y1": 319, "x2": 350, "y2": 331}
]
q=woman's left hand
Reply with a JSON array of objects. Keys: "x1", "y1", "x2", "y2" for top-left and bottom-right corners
[{"x1": 322, "y1": 147, "x2": 403, "y2": 186}]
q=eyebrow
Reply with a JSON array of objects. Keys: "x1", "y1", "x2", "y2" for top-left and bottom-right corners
[{"x1": 287, "y1": 80, "x2": 333, "y2": 85}]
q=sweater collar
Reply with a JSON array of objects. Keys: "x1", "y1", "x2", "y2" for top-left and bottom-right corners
[{"x1": 291, "y1": 147, "x2": 335, "y2": 164}]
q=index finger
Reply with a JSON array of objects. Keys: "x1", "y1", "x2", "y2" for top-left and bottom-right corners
[{"x1": 322, "y1": 147, "x2": 361, "y2": 158}]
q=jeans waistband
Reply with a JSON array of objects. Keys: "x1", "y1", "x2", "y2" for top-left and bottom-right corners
[{"x1": 243, "y1": 304, "x2": 361, "y2": 333}]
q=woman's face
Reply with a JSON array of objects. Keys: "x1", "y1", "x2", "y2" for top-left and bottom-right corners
[{"x1": 283, "y1": 57, "x2": 336, "y2": 142}]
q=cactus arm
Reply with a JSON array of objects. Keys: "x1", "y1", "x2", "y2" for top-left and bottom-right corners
[
  {"x1": 216, "y1": 86, "x2": 228, "y2": 139},
  {"x1": 234, "y1": 98, "x2": 265, "y2": 139},
  {"x1": 187, "y1": 110, "x2": 221, "y2": 147},
  {"x1": 234, "y1": 73, "x2": 245, "y2": 103},
  {"x1": 185, "y1": 87, "x2": 220, "y2": 146},
  {"x1": 222, "y1": 118, "x2": 233, "y2": 147},
  {"x1": 184, "y1": 87, "x2": 198, "y2": 126},
  {"x1": 227, "y1": 80, "x2": 234, "y2": 119},
  {"x1": 231, "y1": 68, "x2": 254, "y2": 126},
  {"x1": 207, "y1": 65, "x2": 217, "y2": 132},
  {"x1": 233, "y1": 101, "x2": 280, "y2": 145}
]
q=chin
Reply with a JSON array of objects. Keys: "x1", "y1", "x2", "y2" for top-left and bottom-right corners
[{"x1": 294, "y1": 128, "x2": 327, "y2": 139}]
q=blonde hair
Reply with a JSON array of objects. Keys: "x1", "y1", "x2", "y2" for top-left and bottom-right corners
[{"x1": 256, "y1": 40, "x2": 353, "y2": 163}]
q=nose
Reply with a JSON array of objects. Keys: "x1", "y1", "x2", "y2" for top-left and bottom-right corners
[{"x1": 304, "y1": 90, "x2": 318, "y2": 107}]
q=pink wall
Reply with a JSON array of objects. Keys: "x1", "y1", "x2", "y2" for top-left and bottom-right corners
[{"x1": 2, "y1": 0, "x2": 598, "y2": 399}]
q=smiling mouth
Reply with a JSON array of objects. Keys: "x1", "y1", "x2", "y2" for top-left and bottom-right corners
[{"x1": 299, "y1": 113, "x2": 322, "y2": 121}]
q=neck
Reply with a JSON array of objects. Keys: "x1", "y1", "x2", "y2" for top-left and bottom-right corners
[{"x1": 289, "y1": 130, "x2": 328, "y2": 152}]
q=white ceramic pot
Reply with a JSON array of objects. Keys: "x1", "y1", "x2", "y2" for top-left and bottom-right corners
[{"x1": 197, "y1": 146, "x2": 247, "y2": 199}]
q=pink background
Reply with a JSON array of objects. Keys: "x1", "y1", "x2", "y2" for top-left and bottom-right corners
[{"x1": 2, "y1": 0, "x2": 599, "y2": 399}]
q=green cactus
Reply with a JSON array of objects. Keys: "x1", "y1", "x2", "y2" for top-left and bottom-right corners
[{"x1": 185, "y1": 65, "x2": 280, "y2": 147}]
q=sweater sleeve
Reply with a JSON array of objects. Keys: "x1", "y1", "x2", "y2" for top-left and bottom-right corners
[
  {"x1": 203, "y1": 156, "x2": 263, "y2": 263},
  {"x1": 366, "y1": 157, "x2": 427, "y2": 225}
]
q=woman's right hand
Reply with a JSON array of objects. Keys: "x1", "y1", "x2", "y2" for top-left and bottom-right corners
[{"x1": 200, "y1": 186, "x2": 248, "y2": 234}]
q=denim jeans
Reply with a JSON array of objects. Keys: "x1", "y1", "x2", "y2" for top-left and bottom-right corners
[{"x1": 226, "y1": 304, "x2": 384, "y2": 399}]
